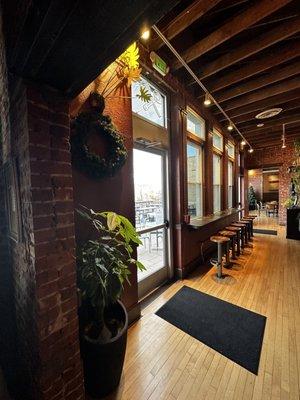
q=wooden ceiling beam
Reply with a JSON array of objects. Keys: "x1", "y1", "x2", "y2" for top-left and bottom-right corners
[
  {"x1": 244, "y1": 126, "x2": 300, "y2": 141},
  {"x1": 246, "y1": 129, "x2": 300, "y2": 143},
  {"x1": 238, "y1": 108, "x2": 300, "y2": 131},
  {"x1": 233, "y1": 99, "x2": 300, "y2": 124},
  {"x1": 220, "y1": 76, "x2": 300, "y2": 112},
  {"x1": 191, "y1": 15, "x2": 300, "y2": 80},
  {"x1": 173, "y1": 0, "x2": 293, "y2": 70},
  {"x1": 152, "y1": 0, "x2": 222, "y2": 50},
  {"x1": 216, "y1": 61, "x2": 300, "y2": 103},
  {"x1": 253, "y1": 136, "x2": 299, "y2": 148},
  {"x1": 251, "y1": 132, "x2": 300, "y2": 146},
  {"x1": 206, "y1": 41, "x2": 300, "y2": 93},
  {"x1": 219, "y1": 89, "x2": 300, "y2": 120},
  {"x1": 242, "y1": 118, "x2": 300, "y2": 138}
]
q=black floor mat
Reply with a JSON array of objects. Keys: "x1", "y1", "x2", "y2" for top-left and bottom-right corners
[
  {"x1": 156, "y1": 286, "x2": 266, "y2": 374},
  {"x1": 253, "y1": 228, "x2": 277, "y2": 235}
]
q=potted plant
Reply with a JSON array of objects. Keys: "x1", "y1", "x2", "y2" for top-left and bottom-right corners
[{"x1": 76, "y1": 207, "x2": 145, "y2": 398}]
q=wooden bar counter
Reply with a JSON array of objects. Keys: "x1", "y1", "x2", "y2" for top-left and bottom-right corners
[{"x1": 175, "y1": 208, "x2": 243, "y2": 278}]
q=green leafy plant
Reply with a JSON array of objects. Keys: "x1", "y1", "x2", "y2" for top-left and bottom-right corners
[
  {"x1": 283, "y1": 197, "x2": 294, "y2": 209},
  {"x1": 77, "y1": 207, "x2": 145, "y2": 341}
]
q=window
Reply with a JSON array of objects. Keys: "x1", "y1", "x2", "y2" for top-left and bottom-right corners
[
  {"x1": 213, "y1": 153, "x2": 222, "y2": 213},
  {"x1": 187, "y1": 142, "x2": 203, "y2": 217},
  {"x1": 213, "y1": 129, "x2": 223, "y2": 151},
  {"x1": 228, "y1": 160, "x2": 234, "y2": 208},
  {"x1": 131, "y1": 77, "x2": 166, "y2": 127},
  {"x1": 227, "y1": 141, "x2": 235, "y2": 158},
  {"x1": 186, "y1": 108, "x2": 205, "y2": 218},
  {"x1": 187, "y1": 108, "x2": 205, "y2": 140}
]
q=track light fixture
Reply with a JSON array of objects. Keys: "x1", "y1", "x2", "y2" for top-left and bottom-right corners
[
  {"x1": 249, "y1": 148, "x2": 254, "y2": 153},
  {"x1": 152, "y1": 25, "x2": 253, "y2": 150},
  {"x1": 227, "y1": 124, "x2": 233, "y2": 131},
  {"x1": 241, "y1": 140, "x2": 246, "y2": 146},
  {"x1": 141, "y1": 29, "x2": 150, "y2": 40},
  {"x1": 204, "y1": 93, "x2": 212, "y2": 107}
]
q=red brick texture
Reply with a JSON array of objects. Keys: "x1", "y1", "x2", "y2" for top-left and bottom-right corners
[
  {"x1": 0, "y1": 8, "x2": 20, "y2": 393},
  {"x1": 0, "y1": 78, "x2": 85, "y2": 398},
  {"x1": 246, "y1": 143, "x2": 298, "y2": 225},
  {"x1": 28, "y1": 86, "x2": 84, "y2": 400}
]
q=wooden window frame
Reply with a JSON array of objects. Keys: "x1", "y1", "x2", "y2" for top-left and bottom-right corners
[
  {"x1": 212, "y1": 128, "x2": 223, "y2": 153},
  {"x1": 186, "y1": 107, "x2": 206, "y2": 218},
  {"x1": 212, "y1": 150, "x2": 223, "y2": 213}
]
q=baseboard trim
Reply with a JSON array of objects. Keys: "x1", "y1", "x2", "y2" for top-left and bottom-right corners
[
  {"x1": 176, "y1": 244, "x2": 216, "y2": 279},
  {"x1": 127, "y1": 303, "x2": 141, "y2": 325}
]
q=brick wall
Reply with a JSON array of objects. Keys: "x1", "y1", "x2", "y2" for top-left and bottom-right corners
[
  {"x1": 28, "y1": 85, "x2": 84, "y2": 399},
  {"x1": 0, "y1": 6, "x2": 19, "y2": 393},
  {"x1": 1, "y1": 73, "x2": 85, "y2": 397},
  {"x1": 246, "y1": 143, "x2": 297, "y2": 225}
]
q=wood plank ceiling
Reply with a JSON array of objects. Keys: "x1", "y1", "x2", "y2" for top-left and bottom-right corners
[
  {"x1": 151, "y1": 0, "x2": 300, "y2": 149},
  {"x1": 2, "y1": 0, "x2": 180, "y2": 98}
]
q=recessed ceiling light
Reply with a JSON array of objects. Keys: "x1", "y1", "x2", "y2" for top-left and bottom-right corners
[
  {"x1": 257, "y1": 123, "x2": 264, "y2": 127},
  {"x1": 255, "y1": 108, "x2": 282, "y2": 119}
]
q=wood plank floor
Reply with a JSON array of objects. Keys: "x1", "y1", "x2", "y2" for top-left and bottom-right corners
[{"x1": 106, "y1": 215, "x2": 300, "y2": 400}]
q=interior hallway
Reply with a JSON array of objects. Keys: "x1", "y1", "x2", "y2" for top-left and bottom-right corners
[{"x1": 105, "y1": 216, "x2": 300, "y2": 400}]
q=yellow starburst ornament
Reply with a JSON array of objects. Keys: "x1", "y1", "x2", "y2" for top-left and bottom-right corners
[
  {"x1": 118, "y1": 42, "x2": 142, "y2": 86},
  {"x1": 118, "y1": 42, "x2": 140, "y2": 69}
]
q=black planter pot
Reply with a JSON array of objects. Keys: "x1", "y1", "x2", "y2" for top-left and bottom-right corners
[{"x1": 80, "y1": 301, "x2": 128, "y2": 398}]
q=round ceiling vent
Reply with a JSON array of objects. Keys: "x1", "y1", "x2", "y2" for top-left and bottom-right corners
[{"x1": 255, "y1": 108, "x2": 282, "y2": 119}]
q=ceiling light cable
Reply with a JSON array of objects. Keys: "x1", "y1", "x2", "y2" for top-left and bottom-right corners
[
  {"x1": 282, "y1": 123, "x2": 286, "y2": 149},
  {"x1": 152, "y1": 25, "x2": 251, "y2": 148}
]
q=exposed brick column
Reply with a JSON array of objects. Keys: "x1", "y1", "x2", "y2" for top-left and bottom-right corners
[
  {"x1": 0, "y1": 7, "x2": 20, "y2": 394},
  {"x1": 26, "y1": 85, "x2": 84, "y2": 400},
  {"x1": 246, "y1": 143, "x2": 297, "y2": 225}
]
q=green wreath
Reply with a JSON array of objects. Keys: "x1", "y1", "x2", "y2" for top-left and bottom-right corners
[{"x1": 71, "y1": 110, "x2": 127, "y2": 179}]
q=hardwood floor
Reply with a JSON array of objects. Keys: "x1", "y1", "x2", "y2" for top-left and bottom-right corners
[{"x1": 106, "y1": 216, "x2": 300, "y2": 400}]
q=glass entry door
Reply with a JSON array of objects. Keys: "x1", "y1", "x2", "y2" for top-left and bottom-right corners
[{"x1": 133, "y1": 147, "x2": 170, "y2": 298}]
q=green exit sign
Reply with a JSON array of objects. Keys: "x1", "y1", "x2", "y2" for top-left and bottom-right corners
[{"x1": 150, "y1": 51, "x2": 169, "y2": 76}]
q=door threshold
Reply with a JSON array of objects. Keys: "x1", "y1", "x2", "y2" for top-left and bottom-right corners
[{"x1": 139, "y1": 279, "x2": 175, "y2": 312}]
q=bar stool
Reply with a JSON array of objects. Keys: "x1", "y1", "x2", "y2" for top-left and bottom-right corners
[
  {"x1": 236, "y1": 221, "x2": 249, "y2": 245},
  {"x1": 231, "y1": 222, "x2": 247, "y2": 248},
  {"x1": 219, "y1": 230, "x2": 237, "y2": 264},
  {"x1": 240, "y1": 219, "x2": 252, "y2": 241},
  {"x1": 225, "y1": 226, "x2": 241, "y2": 256},
  {"x1": 244, "y1": 215, "x2": 257, "y2": 237},
  {"x1": 210, "y1": 235, "x2": 230, "y2": 279},
  {"x1": 242, "y1": 217, "x2": 254, "y2": 237}
]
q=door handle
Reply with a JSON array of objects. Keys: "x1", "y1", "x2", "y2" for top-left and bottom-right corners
[{"x1": 164, "y1": 219, "x2": 170, "y2": 229}]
